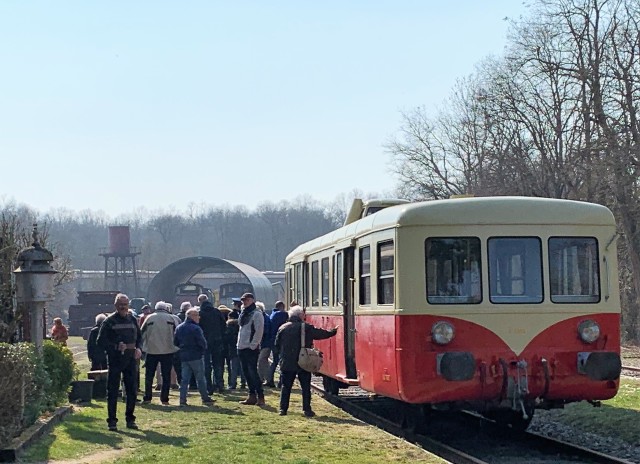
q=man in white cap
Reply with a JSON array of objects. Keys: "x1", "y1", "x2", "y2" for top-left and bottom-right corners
[{"x1": 140, "y1": 301, "x2": 179, "y2": 405}]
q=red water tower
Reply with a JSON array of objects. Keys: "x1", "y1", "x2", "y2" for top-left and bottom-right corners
[{"x1": 99, "y1": 226, "x2": 141, "y2": 295}]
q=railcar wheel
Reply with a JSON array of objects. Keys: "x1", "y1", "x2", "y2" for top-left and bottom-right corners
[
  {"x1": 400, "y1": 404, "x2": 429, "y2": 434},
  {"x1": 322, "y1": 376, "x2": 340, "y2": 395},
  {"x1": 484, "y1": 406, "x2": 534, "y2": 431}
]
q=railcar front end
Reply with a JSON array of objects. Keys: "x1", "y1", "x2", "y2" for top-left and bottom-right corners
[{"x1": 288, "y1": 197, "x2": 622, "y2": 429}]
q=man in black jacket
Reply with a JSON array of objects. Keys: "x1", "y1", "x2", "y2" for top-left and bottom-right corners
[
  {"x1": 87, "y1": 313, "x2": 108, "y2": 370},
  {"x1": 274, "y1": 305, "x2": 337, "y2": 417},
  {"x1": 97, "y1": 293, "x2": 142, "y2": 431},
  {"x1": 197, "y1": 294, "x2": 226, "y2": 394}
]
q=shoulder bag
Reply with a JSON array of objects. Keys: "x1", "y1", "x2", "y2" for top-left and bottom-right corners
[{"x1": 297, "y1": 323, "x2": 323, "y2": 373}]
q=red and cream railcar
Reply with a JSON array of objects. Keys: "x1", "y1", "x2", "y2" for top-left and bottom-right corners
[{"x1": 284, "y1": 197, "x2": 622, "y2": 428}]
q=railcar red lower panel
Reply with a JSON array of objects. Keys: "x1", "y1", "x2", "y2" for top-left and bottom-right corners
[{"x1": 310, "y1": 312, "x2": 620, "y2": 407}]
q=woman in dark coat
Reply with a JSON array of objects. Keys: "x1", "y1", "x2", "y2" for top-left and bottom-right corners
[{"x1": 273, "y1": 305, "x2": 337, "y2": 417}]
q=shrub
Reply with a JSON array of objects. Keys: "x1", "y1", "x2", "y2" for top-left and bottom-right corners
[
  {"x1": 0, "y1": 341, "x2": 78, "y2": 449},
  {"x1": 0, "y1": 343, "x2": 48, "y2": 448},
  {"x1": 22, "y1": 344, "x2": 49, "y2": 425},
  {"x1": 42, "y1": 340, "x2": 77, "y2": 407}
]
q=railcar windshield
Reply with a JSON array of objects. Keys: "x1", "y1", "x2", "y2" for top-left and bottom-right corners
[
  {"x1": 488, "y1": 237, "x2": 543, "y2": 304},
  {"x1": 425, "y1": 237, "x2": 481, "y2": 304},
  {"x1": 549, "y1": 237, "x2": 600, "y2": 303}
]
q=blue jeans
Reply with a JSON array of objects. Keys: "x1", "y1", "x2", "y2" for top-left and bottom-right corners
[
  {"x1": 227, "y1": 356, "x2": 241, "y2": 388},
  {"x1": 238, "y1": 348, "x2": 263, "y2": 397},
  {"x1": 180, "y1": 357, "x2": 209, "y2": 404}
]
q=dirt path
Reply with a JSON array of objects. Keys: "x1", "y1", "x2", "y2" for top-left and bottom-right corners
[{"x1": 30, "y1": 448, "x2": 128, "y2": 464}]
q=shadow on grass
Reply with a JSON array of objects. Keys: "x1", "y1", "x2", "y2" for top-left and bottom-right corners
[
  {"x1": 312, "y1": 415, "x2": 365, "y2": 426},
  {"x1": 73, "y1": 402, "x2": 105, "y2": 409},
  {"x1": 63, "y1": 414, "x2": 127, "y2": 446},
  {"x1": 24, "y1": 421, "x2": 126, "y2": 462},
  {"x1": 119, "y1": 429, "x2": 189, "y2": 447},
  {"x1": 256, "y1": 404, "x2": 278, "y2": 413},
  {"x1": 139, "y1": 403, "x2": 243, "y2": 415}
]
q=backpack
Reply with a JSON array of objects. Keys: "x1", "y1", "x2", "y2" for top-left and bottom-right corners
[{"x1": 297, "y1": 323, "x2": 323, "y2": 373}]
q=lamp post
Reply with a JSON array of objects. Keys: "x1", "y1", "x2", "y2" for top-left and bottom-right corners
[{"x1": 13, "y1": 224, "x2": 57, "y2": 351}]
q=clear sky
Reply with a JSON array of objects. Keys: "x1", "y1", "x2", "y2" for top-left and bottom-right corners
[{"x1": 0, "y1": 1, "x2": 528, "y2": 217}]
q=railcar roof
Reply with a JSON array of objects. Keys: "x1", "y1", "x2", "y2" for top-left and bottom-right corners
[{"x1": 286, "y1": 196, "x2": 615, "y2": 260}]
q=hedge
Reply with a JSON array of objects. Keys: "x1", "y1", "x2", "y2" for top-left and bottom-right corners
[{"x1": 0, "y1": 341, "x2": 77, "y2": 448}]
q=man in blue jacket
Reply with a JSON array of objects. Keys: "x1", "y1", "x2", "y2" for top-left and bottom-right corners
[
  {"x1": 173, "y1": 308, "x2": 215, "y2": 406},
  {"x1": 266, "y1": 301, "x2": 288, "y2": 387}
]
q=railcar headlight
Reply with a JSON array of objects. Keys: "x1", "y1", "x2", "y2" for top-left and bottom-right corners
[
  {"x1": 431, "y1": 321, "x2": 455, "y2": 345},
  {"x1": 578, "y1": 319, "x2": 600, "y2": 343}
]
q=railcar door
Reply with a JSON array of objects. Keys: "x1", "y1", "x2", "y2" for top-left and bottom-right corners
[{"x1": 341, "y1": 247, "x2": 357, "y2": 378}]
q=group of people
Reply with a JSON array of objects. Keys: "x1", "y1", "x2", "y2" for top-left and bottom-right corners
[{"x1": 89, "y1": 292, "x2": 338, "y2": 431}]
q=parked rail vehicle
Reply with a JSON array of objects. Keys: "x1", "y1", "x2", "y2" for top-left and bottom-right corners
[
  {"x1": 174, "y1": 282, "x2": 214, "y2": 309},
  {"x1": 219, "y1": 282, "x2": 253, "y2": 308},
  {"x1": 284, "y1": 197, "x2": 622, "y2": 429}
]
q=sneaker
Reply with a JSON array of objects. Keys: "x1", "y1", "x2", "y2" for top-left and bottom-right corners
[
  {"x1": 303, "y1": 410, "x2": 316, "y2": 418},
  {"x1": 202, "y1": 397, "x2": 215, "y2": 405},
  {"x1": 126, "y1": 422, "x2": 139, "y2": 430},
  {"x1": 240, "y1": 384, "x2": 247, "y2": 389},
  {"x1": 179, "y1": 402, "x2": 188, "y2": 407},
  {"x1": 264, "y1": 382, "x2": 276, "y2": 388},
  {"x1": 228, "y1": 386, "x2": 236, "y2": 390},
  {"x1": 108, "y1": 424, "x2": 118, "y2": 432},
  {"x1": 141, "y1": 399, "x2": 151, "y2": 405},
  {"x1": 279, "y1": 410, "x2": 287, "y2": 416},
  {"x1": 170, "y1": 384, "x2": 179, "y2": 390}
]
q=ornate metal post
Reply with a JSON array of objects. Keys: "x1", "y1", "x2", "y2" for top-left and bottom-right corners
[{"x1": 13, "y1": 225, "x2": 57, "y2": 351}]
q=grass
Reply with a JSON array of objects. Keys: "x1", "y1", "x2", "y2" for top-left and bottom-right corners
[
  {"x1": 536, "y1": 378, "x2": 640, "y2": 444},
  {"x1": 21, "y1": 392, "x2": 444, "y2": 463},
  {"x1": 26, "y1": 337, "x2": 640, "y2": 461},
  {"x1": 22, "y1": 337, "x2": 445, "y2": 464}
]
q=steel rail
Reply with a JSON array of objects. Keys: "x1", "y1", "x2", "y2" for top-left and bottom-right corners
[
  {"x1": 310, "y1": 382, "x2": 487, "y2": 464},
  {"x1": 312, "y1": 380, "x2": 633, "y2": 464},
  {"x1": 621, "y1": 365, "x2": 640, "y2": 373}
]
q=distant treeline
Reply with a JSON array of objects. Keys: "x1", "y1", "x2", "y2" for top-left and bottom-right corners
[{"x1": 41, "y1": 198, "x2": 355, "y2": 273}]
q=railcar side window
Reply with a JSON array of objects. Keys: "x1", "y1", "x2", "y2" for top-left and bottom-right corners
[
  {"x1": 335, "y1": 252, "x2": 344, "y2": 306},
  {"x1": 488, "y1": 237, "x2": 543, "y2": 304},
  {"x1": 294, "y1": 263, "x2": 304, "y2": 306},
  {"x1": 359, "y1": 246, "x2": 371, "y2": 305},
  {"x1": 378, "y1": 241, "x2": 394, "y2": 305},
  {"x1": 311, "y1": 261, "x2": 320, "y2": 306},
  {"x1": 425, "y1": 238, "x2": 481, "y2": 304},
  {"x1": 321, "y1": 257, "x2": 330, "y2": 306},
  {"x1": 549, "y1": 237, "x2": 600, "y2": 303}
]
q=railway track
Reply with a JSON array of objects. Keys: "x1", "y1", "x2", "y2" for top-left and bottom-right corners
[
  {"x1": 310, "y1": 377, "x2": 634, "y2": 464},
  {"x1": 621, "y1": 365, "x2": 640, "y2": 378}
]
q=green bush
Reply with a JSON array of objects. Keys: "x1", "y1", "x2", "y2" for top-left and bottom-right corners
[
  {"x1": 42, "y1": 340, "x2": 78, "y2": 407},
  {"x1": 0, "y1": 341, "x2": 78, "y2": 448},
  {"x1": 0, "y1": 343, "x2": 47, "y2": 448},
  {"x1": 22, "y1": 344, "x2": 49, "y2": 425}
]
